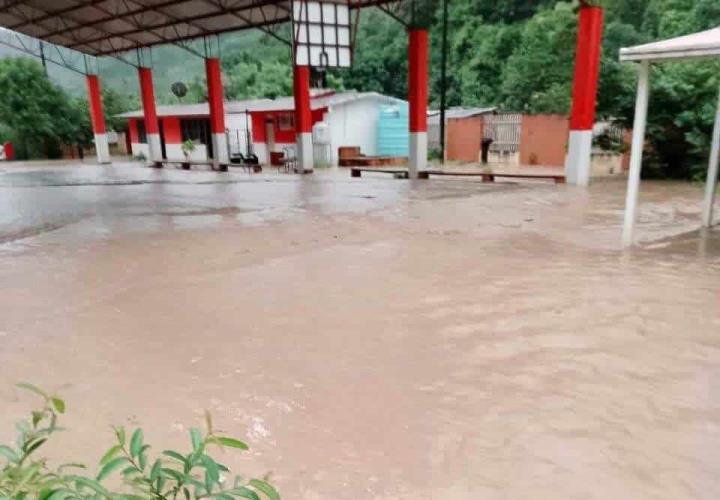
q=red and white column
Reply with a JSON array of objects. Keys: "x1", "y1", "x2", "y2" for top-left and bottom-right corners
[
  {"x1": 205, "y1": 57, "x2": 228, "y2": 166},
  {"x1": 85, "y1": 74, "x2": 110, "y2": 164},
  {"x1": 408, "y1": 29, "x2": 429, "y2": 178},
  {"x1": 565, "y1": 3, "x2": 604, "y2": 186},
  {"x1": 138, "y1": 66, "x2": 161, "y2": 163},
  {"x1": 293, "y1": 64, "x2": 313, "y2": 173}
]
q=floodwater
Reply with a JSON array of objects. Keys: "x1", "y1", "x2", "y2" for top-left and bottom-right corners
[{"x1": 1, "y1": 161, "x2": 719, "y2": 499}]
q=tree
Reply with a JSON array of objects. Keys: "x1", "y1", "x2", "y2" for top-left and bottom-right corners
[{"x1": 0, "y1": 58, "x2": 86, "y2": 159}]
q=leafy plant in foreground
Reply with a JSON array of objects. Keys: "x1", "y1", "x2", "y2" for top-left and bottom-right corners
[{"x1": 0, "y1": 384, "x2": 279, "y2": 500}]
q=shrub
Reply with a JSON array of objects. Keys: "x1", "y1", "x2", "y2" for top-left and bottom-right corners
[{"x1": 0, "y1": 384, "x2": 280, "y2": 500}]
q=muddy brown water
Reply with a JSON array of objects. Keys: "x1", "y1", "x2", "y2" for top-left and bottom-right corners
[{"x1": 1, "y1": 162, "x2": 719, "y2": 499}]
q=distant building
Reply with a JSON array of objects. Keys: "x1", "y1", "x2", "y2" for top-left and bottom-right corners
[{"x1": 118, "y1": 90, "x2": 406, "y2": 166}]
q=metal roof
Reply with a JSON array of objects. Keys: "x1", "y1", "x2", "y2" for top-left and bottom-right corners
[
  {"x1": 427, "y1": 107, "x2": 497, "y2": 123},
  {"x1": 116, "y1": 90, "x2": 406, "y2": 117},
  {"x1": 0, "y1": 0, "x2": 395, "y2": 57},
  {"x1": 620, "y1": 26, "x2": 720, "y2": 63}
]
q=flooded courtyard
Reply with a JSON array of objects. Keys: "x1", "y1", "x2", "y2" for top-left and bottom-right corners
[{"x1": 1, "y1": 161, "x2": 719, "y2": 499}]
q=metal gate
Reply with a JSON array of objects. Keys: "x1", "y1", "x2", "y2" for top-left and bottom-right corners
[{"x1": 483, "y1": 113, "x2": 522, "y2": 153}]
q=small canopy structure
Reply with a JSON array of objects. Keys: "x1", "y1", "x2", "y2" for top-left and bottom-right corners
[{"x1": 619, "y1": 27, "x2": 720, "y2": 246}]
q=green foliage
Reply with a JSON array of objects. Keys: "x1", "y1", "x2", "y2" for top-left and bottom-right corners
[
  {"x1": 1, "y1": 385, "x2": 280, "y2": 500},
  {"x1": 181, "y1": 140, "x2": 197, "y2": 158}
]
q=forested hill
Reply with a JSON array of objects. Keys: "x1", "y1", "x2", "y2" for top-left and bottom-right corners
[{"x1": 1, "y1": 0, "x2": 719, "y2": 177}]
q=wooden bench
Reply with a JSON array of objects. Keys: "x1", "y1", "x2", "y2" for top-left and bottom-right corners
[
  {"x1": 424, "y1": 170, "x2": 565, "y2": 184},
  {"x1": 351, "y1": 167, "x2": 428, "y2": 179},
  {"x1": 152, "y1": 159, "x2": 230, "y2": 172}
]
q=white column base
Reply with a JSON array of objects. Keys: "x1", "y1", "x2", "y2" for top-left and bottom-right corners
[
  {"x1": 565, "y1": 130, "x2": 593, "y2": 186},
  {"x1": 212, "y1": 133, "x2": 229, "y2": 165},
  {"x1": 147, "y1": 133, "x2": 162, "y2": 163},
  {"x1": 409, "y1": 132, "x2": 427, "y2": 179},
  {"x1": 296, "y1": 132, "x2": 313, "y2": 173},
  {"x1": 94, "y1": 133, "x2": 111, "y2": 164}
]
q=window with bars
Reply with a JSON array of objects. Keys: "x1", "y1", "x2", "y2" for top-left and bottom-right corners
[
  {"x1": 136, "y1": 121, "x2": 147, "y2": 143},
  {"x1": 180, "y1": 119, "x2": 210, "y2": 144}
]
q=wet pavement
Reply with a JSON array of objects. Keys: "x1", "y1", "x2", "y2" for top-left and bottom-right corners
[{"x1": 0, "y1": 161, "x2": 719, "y2": 499}]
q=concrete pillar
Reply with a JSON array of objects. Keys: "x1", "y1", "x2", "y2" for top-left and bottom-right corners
[
  {"x1": 205, "y1": 57, "x2": 228, "y2": 166},
  {"x1": 293, "y1": 65, "x2": 313, "y2": 173},
  {"x1": 85, "y1": 74, "x2": 110, "y2": 164},
  {"x1": 702, "y1": 84, "x2": 720, "y2": 228},
  {"x1": 622, "y1": 61, "x2": 651, "y2": 248},
  {"x1": 138, "y1": 67, "x2": 161, "y2": 163},
  {"x1": 565, "y1": 4, "x2": 604, "y2": 186},
  {"x1": 408, "y1": 29, "x2": 429, "y2": 179}
]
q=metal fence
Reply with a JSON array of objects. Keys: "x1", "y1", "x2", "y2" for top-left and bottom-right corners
[{"x1": 484, "y1": 113, "x2": 522, "y2": 153}]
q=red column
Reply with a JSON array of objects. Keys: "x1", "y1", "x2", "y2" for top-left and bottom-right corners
[
  {"x1": 408, "y1": 29, "x2": 429, "y2": 135},
  {"x1": 205, "y1": 58, "x2": 228, "y2": 165},
  {"x1": 85, "y1": 74, "x2": 110, "y2": 163},
  {"x1": 408, "y1": 29, "x2": 429, "y2": 177},
  {"x1": 138, "y1": 67, "x2": 161, "y2": 163},
  {"x1": 569, "y1": 5, "x2": 604, "y2": 131},
  {"x1": 205, "y1": 58, "x2": 225, "y2": 135},
  {"x1": 293, "y1": 65, "x2": 312, "y2": 135},
  {"x1": 293, "y1": 64, "x2": 313, "y2": 172},
  {"x1": 86, "y1": 74, "x2": 106, "y2": 135},
  {"x1": 138, "y1": 67, "x2": 159, "y2": 135}
]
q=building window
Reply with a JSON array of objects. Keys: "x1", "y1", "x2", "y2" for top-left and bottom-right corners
[
  {"x1": 181, "y1": 119, "x2": 211, "y2": 144},
  {"x1": 136, "y1": 121, "x2": 147, "y2": 143},
  {"x1": 277, "y1": 113, "x2": 295, "y2": 131}
]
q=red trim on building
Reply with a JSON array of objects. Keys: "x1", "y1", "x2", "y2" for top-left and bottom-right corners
[
  {"x1": 293, "y1": 65, "x2": 312, "y2": 134},
  {"x1": 408, "y1": 29, "x2": 429, "y2": 133},
  {"x1": 205, "y1": 58, "x2": 226, "y2": 135},
  {"x1": 162, "y1": 117, "x2": 182, "y2": 144},
  {"x1": 569, "y1": 5, "x2": 604, "y2": 131},
  {"x1": 85, "y1": 74, "x2": 106, "y2": 134},
  {"x1": 128, "y1": 118, "x2": 139, "y2": 143},
  {"x1": 138, "y1": 67, "x2": 159, "y2": 134}
]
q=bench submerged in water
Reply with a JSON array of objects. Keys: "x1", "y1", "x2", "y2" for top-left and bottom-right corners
[
  {"x1": 350, "y1": 168, "x2": 429, "y2": 179},
  {"x1": 424, "y1": 170, "x2": 566, "y2": 184},
  {"x1": 152, "y1": 159, "x2": 231, "y2": 172},
  {"x1": 350, "y1": 167, "x2": 564, "y2": 184}
]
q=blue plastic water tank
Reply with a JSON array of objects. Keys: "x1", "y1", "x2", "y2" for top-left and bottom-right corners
[{"x1": 377, "y1": 104, "x2": 409, "y2": 157}]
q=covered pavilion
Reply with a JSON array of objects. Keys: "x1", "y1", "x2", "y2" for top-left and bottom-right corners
[
  {"x1": 0, "y1": 0, "x2": 606, "y2": 183},
  {"x1": 620, "y1": 27, "x2": 720, "y2": 247}
]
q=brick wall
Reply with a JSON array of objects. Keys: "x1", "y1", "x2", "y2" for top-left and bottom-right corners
[
  {"x1": 519, "y1": 114, "x2": 569, "y2": 167},
  {"x1": 446, "y1": 115, "x2": 484, "y2": 163}
]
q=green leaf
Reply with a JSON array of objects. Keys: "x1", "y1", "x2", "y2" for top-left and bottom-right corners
[
  {"x1": 229, "y1": 487, "x2": 261, "y2": 500},
  {"x1": 17, "y1": 382, "x2": 48, "y2": 399},
  {"x1": 51, "y1": 397, "x2": 66, "y2": 414},
  {"x1": 73, "y1": 476, "x2": 111, "y2": 498},
  {"x1": 114, "y1": 426, "x2": 126, "y2": 446},
  {"x1": 45, "y1": 489, "x2": 75, "y2": 500},
  {"x1": 200, "y1": 455, "x2": 219, "y2": 482},
  {"x1": 32, "y1": 411, "x2": 44, "y2": 427},
  {"x1": 190, "y1": 428, "x2": 203, "y2": 452},
  {"x1": 216, "y1": 494, "x2": 234, "y2": 500},
  {"x1": 121, "y1": 466, "x2": 139, "y2": 477},
  {"x1": 249, "y1": 479, "x2": 280, "y2": 500},
  {"x1": 99, "y1": 445, "x2": 122, "y2": 465},
  {"x1": 182, "y1": 487, "x2": 191, "y2": 500},
  {"x1": 138, "y1": 449, "x2": 147, "y2": 471},
  {"x1": 204, "y1": 469, "x2": 214, "y2": 494},
  {"x1": 23, "y1": 437, "x2": 47, "y2": 455},
  {"x1": 58, "y1": 463, "x2": 87, "y2": 472},
  {"x1": 212, "y1": 437, "x2": 249, "y2": 451},
  {"x1": 162, "y1": 450, "x2": 186, "y2": 463},
  {"x1": 160, "y1": 468, "x2": 183, "y2": 482},
  {"x1": 97, "y1": 456, "x2": 129, "y2": 481},
  {"x1": 0, "y1": 445, "x2": 19, "y2": 463},
  {"x1": 129, "y1": 429, "x2": 143, "y2": 458},
  {"x1": 150, "y1": 459, "x2": 162, "y2": 482}
]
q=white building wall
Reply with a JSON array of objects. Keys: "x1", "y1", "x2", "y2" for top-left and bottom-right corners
[
  {"x1": 131, "y1": 143, "x2": 150, "y2": 159},
  {"x1": 325, "y1": 98, "x2": 383, "y2": 166}
]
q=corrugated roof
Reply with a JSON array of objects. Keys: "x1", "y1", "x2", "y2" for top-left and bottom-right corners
[
  {"x1": 116, "y1": 91, "x2": 408, "y2": 118},
  {"x1": 0, "y1": 0, "x2": 397, "y2": 57},
  {"x1": 427, "y1": 107, "x2": 497, "y2": 124},
  {"x1": 620, "y1": 26, "x2": 720, "y2": 62}
]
